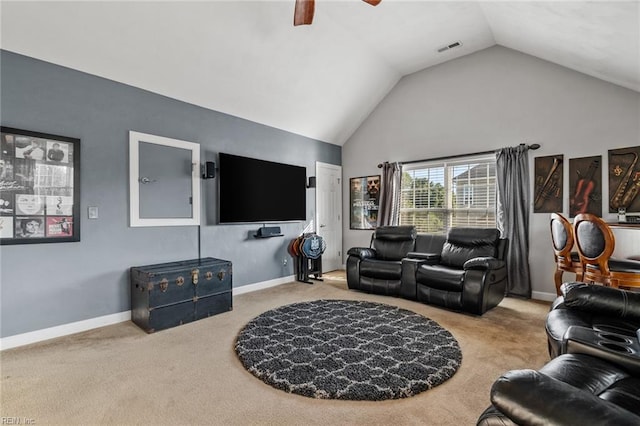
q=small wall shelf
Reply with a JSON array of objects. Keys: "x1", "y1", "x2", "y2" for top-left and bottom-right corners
[{"x1": 253, "y1": 226, "x2": 283, "y2": 238}]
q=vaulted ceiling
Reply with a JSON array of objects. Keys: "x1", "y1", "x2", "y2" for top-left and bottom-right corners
[{"x1": 1, "y1": 1, "x2": 638, "y2": 145}]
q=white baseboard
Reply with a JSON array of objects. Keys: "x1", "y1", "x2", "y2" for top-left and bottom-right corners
[
  {"x1": 233, "y1": 274, "x2": 295, "y2": 295},
  {"x1": 1, "y1": 274, "x2": 296, "y2": 351},
  {"x1": 4, "y1": 274, "x2": 548, "y2": 350},
  {"x1": 531, "y1": 291, "x2": 558, "y2": 302},
  {"x1": 0, "y1": 311, "x2": 132, "y2": 351}
]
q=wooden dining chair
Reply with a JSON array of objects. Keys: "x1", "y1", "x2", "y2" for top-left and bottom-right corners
[
  {"x1": 573, "y1": 213, "x2": 640, "y2": 289},
  {"x1": 550, "y1": 213, "x2": 583, "y2": 295}
]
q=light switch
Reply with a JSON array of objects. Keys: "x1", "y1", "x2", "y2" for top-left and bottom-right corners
[{"x1": 88, "y1": 206, "x2": 99, "y2": 219}]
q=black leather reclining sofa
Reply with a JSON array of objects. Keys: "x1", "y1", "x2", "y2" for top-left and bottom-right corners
[{"x1": 346, "y1": 226, "x2": 508, "y2": 315}]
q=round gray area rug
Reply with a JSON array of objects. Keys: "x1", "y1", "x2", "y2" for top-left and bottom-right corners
[{"x1": 234, "y1": 299, "x2": 462, "y2": 400}]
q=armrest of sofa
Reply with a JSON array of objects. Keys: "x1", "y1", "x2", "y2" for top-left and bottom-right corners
[
  {"x1": 463, "y1": 256, "x2": 504, "y2": 271},
  {"x1": 491, "y1": 369, "x2": 640, "y2": 425},
  {"x1": 561, "y1": 326, "x2": 640, "y2": 375},
  {"x1": 560, "y1": 282, "x2": 640, "y2": 321},
  {"x1": 405, "y1": 252, "x2": 441, "y2": 263},
  {"x1": 399, "y1": 257, "x2": 426, "y2": 300},
  {"x1": 347, "y1": 247, "x2": 377, "y2": 260}
]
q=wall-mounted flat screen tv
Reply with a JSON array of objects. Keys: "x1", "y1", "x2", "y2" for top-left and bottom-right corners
[{"x1": 218, "y1": 153, "x2": 306, "y2": 223}]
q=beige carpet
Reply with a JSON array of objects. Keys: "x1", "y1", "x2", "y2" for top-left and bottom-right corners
[{"x1": 0, "y1": 271, "x2": 551, "y2": 425}]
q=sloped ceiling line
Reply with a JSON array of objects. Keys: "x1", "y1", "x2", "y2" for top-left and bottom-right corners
[{"x1": 0, "y1": 1, "x2": 637, "y2": 145}]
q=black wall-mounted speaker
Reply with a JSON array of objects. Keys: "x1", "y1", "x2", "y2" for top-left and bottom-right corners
[
  {"x1": 203, "y1": 161, "x2": 216, "y2": 179},
  {"x1": 307, "y1": 176, "x2": 316, "y2": 188}
]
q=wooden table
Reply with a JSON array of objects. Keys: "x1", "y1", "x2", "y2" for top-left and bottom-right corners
[{"x1": 608, "y1": 222, "x2": 640, "y2": 260}]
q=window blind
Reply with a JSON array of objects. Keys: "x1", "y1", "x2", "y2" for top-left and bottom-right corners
[{"x1": 400, "y1": 154, "x2": 496, "y2": 233}]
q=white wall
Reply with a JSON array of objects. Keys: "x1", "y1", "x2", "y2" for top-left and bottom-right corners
[{"x1": 342, "y1": 46, "x2": 640, "y2": 300}]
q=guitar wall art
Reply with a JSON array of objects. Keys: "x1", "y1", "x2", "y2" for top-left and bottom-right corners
[{"x1": 569, "y1": 155, "x2": 602, "y2": 218}]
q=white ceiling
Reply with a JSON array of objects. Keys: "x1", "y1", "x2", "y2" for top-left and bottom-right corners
[{"x1": 1, "y1": 1, "x2": 638, "y2": 145}]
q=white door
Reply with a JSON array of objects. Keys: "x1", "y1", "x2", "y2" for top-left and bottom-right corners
[{"x1": 316, "y1": 162, "x2": 342, "y2": 272}]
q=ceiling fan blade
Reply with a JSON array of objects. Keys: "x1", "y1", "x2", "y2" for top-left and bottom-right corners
[
  {"x1": 294, "y1": 0, "x2": 314, "y2": 26},
  {"x1": 362, "y1": 0, "x2": 382, "y2": 6}
]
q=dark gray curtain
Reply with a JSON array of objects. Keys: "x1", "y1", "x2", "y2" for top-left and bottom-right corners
[
  {"x1": 377, "y1": 162, "x2": 402, "y2": 226},
  {"x1": 496, "y1": 145, "x2": 531, "y2": 298}
]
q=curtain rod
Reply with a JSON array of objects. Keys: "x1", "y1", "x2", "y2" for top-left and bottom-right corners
[{"x1": 377, "y1": 143, "x2": 541, "y2": 168}]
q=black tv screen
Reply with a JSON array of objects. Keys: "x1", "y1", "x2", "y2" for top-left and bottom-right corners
[{"x1": 218, "y1": 153, "x2": 307, "y2": 223}]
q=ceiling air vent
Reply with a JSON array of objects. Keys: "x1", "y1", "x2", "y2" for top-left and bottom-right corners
[{"x1": 437, "y1": 41, "x2": 462, "y2": 53}]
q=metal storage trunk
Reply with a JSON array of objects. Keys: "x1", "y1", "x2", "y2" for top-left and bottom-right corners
[{"x1": 130, "y1": 257, "x2": 232, "y2": 333}]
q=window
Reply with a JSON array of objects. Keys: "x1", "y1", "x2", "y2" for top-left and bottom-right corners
[{"x1": 400, "y1": 154, "x2": 497, "y2": 234}]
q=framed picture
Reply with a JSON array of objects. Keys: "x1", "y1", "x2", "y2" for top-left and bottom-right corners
[
  {"x1": 568, "y1": 155, "x2": 601, "y2": 218},
  {"x1": 533, "y1": 155, "x2": 563, "y2": 213},
  {"x1": 608, "y1": 146, "x2": 640, "y2": 213},
  {"x1": 350, "y1": 175, "x2": 380, "y2": 230},
  {"x1": 0, "y1": 127, "x2": 80, "y2": 244}
]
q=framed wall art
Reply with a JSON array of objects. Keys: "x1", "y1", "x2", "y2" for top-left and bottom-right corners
[
  {"x1": 568, "y1": 155, "x2": 601, "y2": 218},
  {"x1": 0, "y1": 127, "x2": 80, "y2": 244},
  {"x1": 608, "y1": 146, "x2": 640, "y2": 213},
  {"x1": 533, "y1": 154, "x2": 563, "y2": 213},
  {"x1": 350, "y1": 175, "x2": 380, "y2": 230}
]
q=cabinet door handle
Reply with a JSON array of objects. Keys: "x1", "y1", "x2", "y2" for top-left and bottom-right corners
[{"x1": 138, "y1": 176, "x2": 157, "y2": 184}]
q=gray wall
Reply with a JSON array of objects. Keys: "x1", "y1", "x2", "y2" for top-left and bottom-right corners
[
  {"x1": 0, "y1": 50, "x2": 341, "y2": 338},
  {"x1": 342, "y1": 46, "x2": 640, "y2": 299}
]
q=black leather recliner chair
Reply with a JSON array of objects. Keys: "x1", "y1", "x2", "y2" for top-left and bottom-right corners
[
  {"x1": 346, "y1": 226, "x2": 417, "y2": 296},
  {"x1": 477, "y1": 353, "x2": 640, "y2": 425},
  {"x1": 478, "y1": 283, "x2": 640, "y2": 425},
  {"x1": 546, "y1": 281, "x2": 640, "y2": 358},
  {"x1": 403, "y1": 228, "x2": 508, "y2": 315}
]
